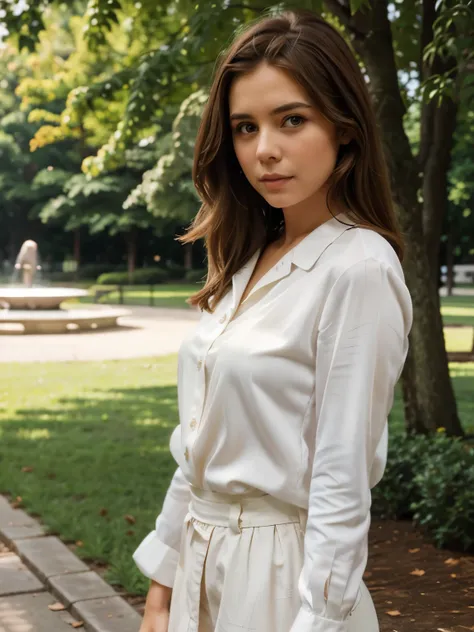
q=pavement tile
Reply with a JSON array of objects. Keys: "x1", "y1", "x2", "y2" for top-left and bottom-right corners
[
  {"x1": 1, "y1": 522, "x2": 46, "y2": 545},
  {"x1": 0, "y1": 591, "x2": 79, "y2": 631},
  {"x1": 15, "y1": 536, "x2": 89, "y2": 581},
  {"x1": 0, "y1": 497, "x2": 38, "y2": 529},
  {"x1": 48, "y1": 570, "x2": 117, "y2": 606},
  {"x1": 71, "y1": 596, "x2": 142, "y2": 632},
  {"x1": 0, "y1": 554, "x2": 44, "y2": 596}
]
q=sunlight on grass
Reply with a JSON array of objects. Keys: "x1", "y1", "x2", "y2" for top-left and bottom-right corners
[{"x1": 444, "y1": 327, "x2": 474, "y2": 352}]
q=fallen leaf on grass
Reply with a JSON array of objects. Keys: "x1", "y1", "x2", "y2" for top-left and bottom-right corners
[
  {"x1": 408, "y1": 548, "x2": 420, "y2": 553},
  {"x1": 70, "y1": 621, "x2": 84, "y2": 628},
  {"x1": 99, "y1": 508, "x2": 108, "y2": 517},
  {"x1": 11, "y1": 496, "x2": 23, "y2": 509},
  {"x1": 48, "y1": 602, "x2": 66, "y2": 611},
  {"x1": 410, "y1": 569, "x2": 426, "y2": 577},
  {"x1": 75, "y1": 541, "x2": 83, "y2": 547},
  {"x1": 124, "y1": 514, "x2": 136, "y2": 524},
  {"x1": 21, "y1": 466, "x2": 34, "y2": 473},
  {"x1": 386, "y1": 610, "x2": 401, "y2": 617}
]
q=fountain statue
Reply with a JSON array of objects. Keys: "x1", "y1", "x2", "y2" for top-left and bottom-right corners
[
  {"x1": 14, "y1": 239, "x2": 42, "y2": 287},
  {"x1": 0, "y1": 240, "x2": 129, "y2": 333}
]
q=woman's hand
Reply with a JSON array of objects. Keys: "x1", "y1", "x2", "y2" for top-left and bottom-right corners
[
  {"x1": 139, "y1": 581, "x2": 173, "y2": 632},
  {"x1": 139, "y1": 608, "x2": 170, "y2": 632}
]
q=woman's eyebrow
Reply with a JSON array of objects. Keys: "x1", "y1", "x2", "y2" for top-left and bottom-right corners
[{"x1": 229, "y1": 101, "x2": 312, "y2": 121}]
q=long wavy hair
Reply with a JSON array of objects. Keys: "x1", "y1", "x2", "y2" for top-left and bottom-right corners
[{"x1": 178, "y1": 9, "x2": 404, "y2": 312}]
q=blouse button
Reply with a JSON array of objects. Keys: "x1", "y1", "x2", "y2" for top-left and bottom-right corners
[
  {"x1": 197, "y1": 359, "x2": 202, "y2": 370},
  {"x1": 219, "y1": 314, "x2": 227, "y2": 323},
  {"x1": 190, "y1": 418, "x2": 197, "y2": 430},
  {"x1": 184, "y1": 447, "x2": 189, "y2": 461}
]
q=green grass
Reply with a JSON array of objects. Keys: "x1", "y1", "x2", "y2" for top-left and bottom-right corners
[
  {"x1": 441, "y1": 295, "x2": 474, "y2": 326},
  {"x1": 1, "y1": 357, "x2": 473, "y2": 596},
  {"x1": 444, "y1": 327, "x2": 474, "y2": 352},
  {"x1": 0, "y1": 357, "x2": 180, "y2": 595},
  {"x1": 69, "y1": 283, "x2": 200, "y2": 310}
]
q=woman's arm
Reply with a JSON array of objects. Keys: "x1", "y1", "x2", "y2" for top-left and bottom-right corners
[
  {"x1": 290, "y1": 257, "x2": 412, "y2": 632},
  {"x1": 133, "y1": 465, "x2": 190, "y2": 588}
]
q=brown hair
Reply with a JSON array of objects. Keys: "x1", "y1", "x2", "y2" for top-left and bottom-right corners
[{"x1": 178, "y1": 9, "x2": 404, "y2": 313}]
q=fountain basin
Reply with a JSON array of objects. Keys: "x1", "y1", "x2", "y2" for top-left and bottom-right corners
[
  {"x1": 0, "y1": 307, "x2": 130, "y2": 334},
  {"x1": 0, "y1": 287, "x2": 88, "y2": 310}
]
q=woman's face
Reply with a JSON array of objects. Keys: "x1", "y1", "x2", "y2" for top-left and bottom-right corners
[{"x1": 229, "y1": 62, "x2": 343, "y2": 213}]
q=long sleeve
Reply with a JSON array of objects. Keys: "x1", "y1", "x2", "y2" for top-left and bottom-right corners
[
  {"x1": 290, "y1": 257, "x2": 412, "y2": 632},
  {"x1": 133, "y1": 465, "x2": 190, "y2": 587}
]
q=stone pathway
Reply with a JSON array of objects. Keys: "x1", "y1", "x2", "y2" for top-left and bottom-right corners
[
  {"x1": 0, "y1": 306, "x2": 200, "y2": 363},
  {"x1": 0, "y1": 496, "x2": 141, "y2": 632}
]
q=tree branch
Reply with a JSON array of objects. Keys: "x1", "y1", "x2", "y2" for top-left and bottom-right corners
[
  {"x1": 418, "y1": 0, "x2": 437, "y2": 169},
  {"x1": 323, "y1": 0, "x2": 370, "y2": 40}
]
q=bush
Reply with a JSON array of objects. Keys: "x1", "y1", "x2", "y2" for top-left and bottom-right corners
[
  {"x1": 97, "y1": 267, "x2": 169, "y2": 285},
  {"x1": 165, "y1": 261, "x2": 186, "y2": 281},
  {"x1": 372, "y1": 431, "x2": 474, "y2": 551},
  {"x1": 78, "y1": 263, "x2": 126, "y2": 280},
  {"x1": 411, "y1": 434, "x2": 474, "y2": 550},
  {"x1": 185, "y1": 268, "x2": 207, "y2": 283}
]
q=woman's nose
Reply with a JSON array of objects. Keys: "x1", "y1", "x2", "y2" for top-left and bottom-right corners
[{"x1": 256, "y1": 130, "x2": 281, "y2": 162}]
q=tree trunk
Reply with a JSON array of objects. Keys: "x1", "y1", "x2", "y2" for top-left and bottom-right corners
[
  {"x1": 326, "y1": 0, "x2": 463, "y2": 435},
  {"x1": 184, "y1": 243, "x2": 193, "y2": 270},
  {"x1": 127, "y1": 229, "x2": 137, "y2": 284},
  {"x1": 446, "y1": 228, "x2": 454, "y2": 296},
  {"x1": 73, "y1": 228, "x2": 81, "y2": 280},
  {"x1": 419, "y1": 0, "x2": 458, "y2": 286}
]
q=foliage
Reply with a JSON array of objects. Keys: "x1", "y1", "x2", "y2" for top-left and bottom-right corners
[
  {"x1": 411, "y1": 433, "x2": 474, "y2": 550},
  {"x1": 372, "y1": 430, "x2": 474, "y2": 551},
  {"x1": 185, "y1": 268, "x2": 207, "y2": 283},
  {"x1": 97, "y1": 267, "x2": 169, "y2": 285}
]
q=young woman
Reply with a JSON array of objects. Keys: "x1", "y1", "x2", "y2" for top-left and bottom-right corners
[{"x1": 134, "y1": 9, "x2": 412, "y2": 632}]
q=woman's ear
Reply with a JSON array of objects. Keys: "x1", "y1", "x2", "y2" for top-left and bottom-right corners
[{"x1": 338, "y1": 130, "x2": 352, "y2": 145}]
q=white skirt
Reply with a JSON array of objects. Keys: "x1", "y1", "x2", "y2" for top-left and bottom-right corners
[{"x1": 168, "y1": 486, "x2": 379, "y2": 632}]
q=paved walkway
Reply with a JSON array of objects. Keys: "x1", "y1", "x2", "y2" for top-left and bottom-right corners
[
  {"x1": 0, "y1": 306, "x2": 200, "y2": 363},
  {"x1": 0, "y1": 496, "x2": 141, "y2": 632}
]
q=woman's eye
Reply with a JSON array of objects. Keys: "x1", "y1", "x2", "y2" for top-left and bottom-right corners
[
  {"x1": 236, "y1": 123, "x2": 256, "y2": 135},
  {"x1": 283, "y1": 115, "x2": 305, "y2": 128}
]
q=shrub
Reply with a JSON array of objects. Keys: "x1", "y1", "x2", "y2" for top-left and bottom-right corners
[
  {"x1": 411, "y1": 434, "x2": 474, "y2": 551},
  {"x1": 185, "y1": 268, "x2": 207, "y2": 283},
  {"x1": 372, "y1": 431, "x2": 474, "y2": 552},
  {"x1": 78, "y1": 263, "x2": 126, "y2": 280},
  {"x1": 165, "y1": 261, "x2": 186, "y2": 281},
  {"x1": 97, "y1": 267, "x2": 169, "y2": 285}
]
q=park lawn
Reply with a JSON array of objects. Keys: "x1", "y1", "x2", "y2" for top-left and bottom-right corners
[
  {"x1": 1, "y1": 357, "x2": 473, "y2": 596},
  {"x1": 70, "y1": 283, "x2": 200, "y2": 310},
  {"x1": 440, "y1": 294, "x2": 474, "y2": 326}
]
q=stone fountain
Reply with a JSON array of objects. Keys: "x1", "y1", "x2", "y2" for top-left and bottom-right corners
[{"x1": 0, "y1": 239, "x2": 129, "y2": 334}]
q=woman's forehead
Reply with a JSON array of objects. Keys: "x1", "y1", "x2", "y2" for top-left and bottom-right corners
[{"x1": 229, "y1": 63, "x2": 310, "y2": 116}]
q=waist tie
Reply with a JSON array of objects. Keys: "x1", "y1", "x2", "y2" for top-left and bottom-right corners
[{"x1": 188, "y1": 485, "x2": 308, "y2": 535}]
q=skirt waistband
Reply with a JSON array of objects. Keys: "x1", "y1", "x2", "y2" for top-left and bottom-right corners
[{"x1": 188, "y1": 485, "x2": 307, "y2": 535}]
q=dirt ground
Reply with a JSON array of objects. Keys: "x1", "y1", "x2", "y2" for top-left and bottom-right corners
[{"x1": 367, "y1": 519, "x2": 474, "y2": 632}]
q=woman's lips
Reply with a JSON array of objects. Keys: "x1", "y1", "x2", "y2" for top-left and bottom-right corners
[{"x1": 260, "y1": 176, "x2": 294, "y2": 190}]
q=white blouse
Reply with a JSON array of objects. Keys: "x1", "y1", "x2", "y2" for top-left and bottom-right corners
[{"x1": 133, "y1": 213, "x2": 413, "y2": 632}]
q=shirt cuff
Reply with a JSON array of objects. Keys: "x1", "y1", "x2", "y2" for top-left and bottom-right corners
[
  {"x1": 132, "y1": 530, "x2": 180, "y2": 588},
  {"x1": 289, "y1": 606, "x2": 349, "y2": 632}
]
